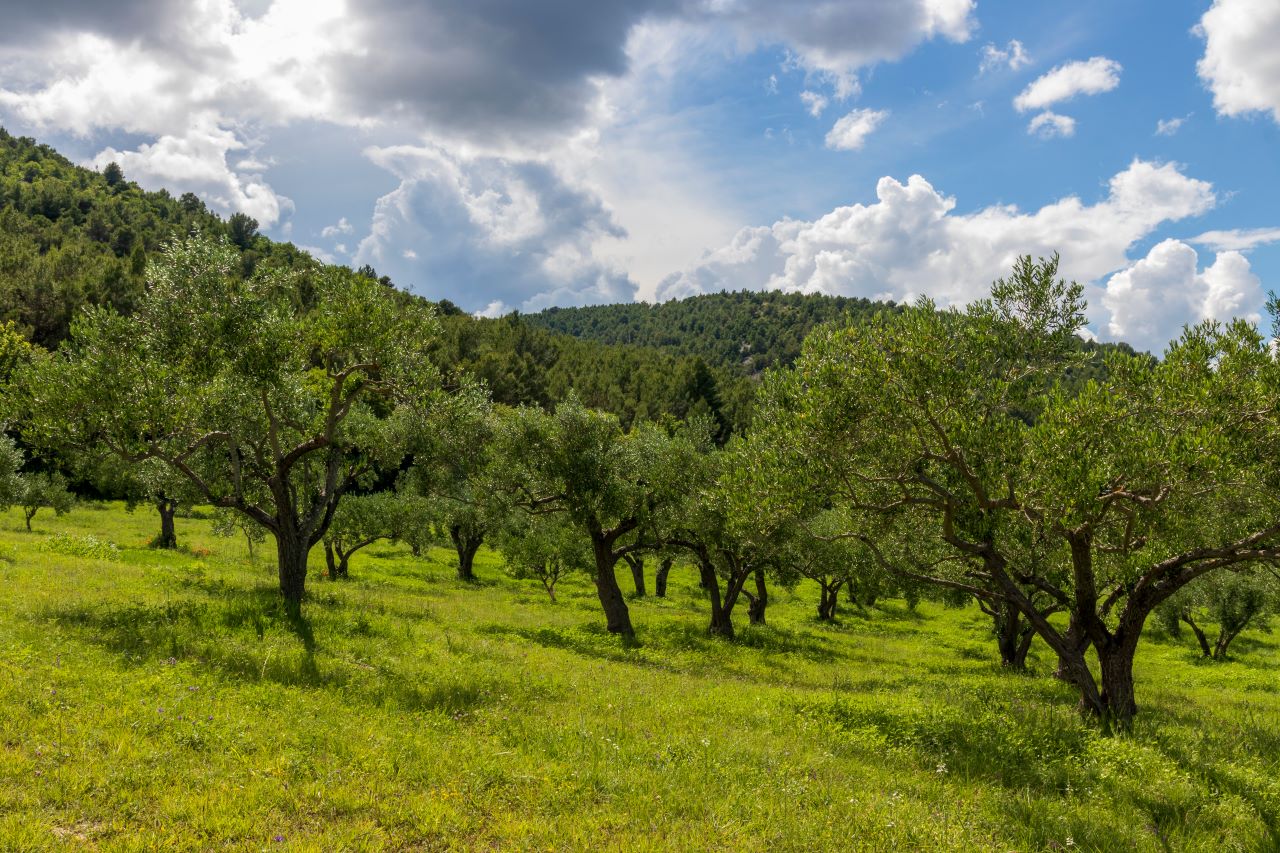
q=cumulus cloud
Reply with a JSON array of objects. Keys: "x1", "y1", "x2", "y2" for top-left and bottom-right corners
[
  {"x1": 656, "y1": 160, "x2": 1217, "y2": 327},
  {"x1": 700, "y1": 0, "x2": 975, "y2": 97},
  {"x1": 1191, "y1": 226, "x2": 1280, "y2": 252},
  {"x1": 1014, "y1": 56, "x2": 1122, "y2": 112},
  {"x1": 1102, "y1": 239, "x2": 1263, "y2": 353},
  {"x1": 1196, "y1": 0, "x2": 1280, "y2": 123},
  {"x1": 1027, "y1": 111, "x2": 1076, "y2": 139},
  {"x1": 825, "y1": 108, "x2": 889, "y2": 150},
  {"x1": 90, "y1": 115, "x2": 291, "y2": 225},
  {"x1": 321, "y1": 217, "x2": 354, "y2": 239},
  {"x1": 354, "y1": 144, "x2": 636, "y2": 312},
  {"x1": 800, "y1": 90, "x2": 829, "y2": 117},
  {"x1": 0, "y1": 0, "x2": 982, "y2": 286},
  {"x1": 476, "y1": 300, "x2": 510, "y2": 319},
  {"x1": 979, "y1": 39, "x2": 1030, "y2": 74}
]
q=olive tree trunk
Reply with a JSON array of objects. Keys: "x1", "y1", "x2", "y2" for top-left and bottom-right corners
[
  {"x1": 655, "y1": 557, "x2": 673, "y2": 598},
  {"x1": 624, "y1": 554, "x2": 646, "y2": 597},
  {"x1": 450, "y1": 525, "x2": 482, "y2": 582},
  {"x1": 154, "y1": 499, "x2": 179, "y2": 549},
  {"x1": 592, "y1": 536, "x2": 634, "y2": 636},
  {"x1": 746, "y1": 567, "x2": 768, "y2": 625}
]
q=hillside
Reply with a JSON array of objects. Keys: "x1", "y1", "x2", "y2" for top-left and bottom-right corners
[
  {"x1": 0, "y1": 129, "x2": 745, "y2": 433},
  {"x1": 2, "y1": 503, "x2": 1276, "y2": 850}
]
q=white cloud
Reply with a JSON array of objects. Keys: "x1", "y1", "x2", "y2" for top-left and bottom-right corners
[
  {"x1": 354, "y1": 144, "x2": 636, "y2": 312},
  {"x1": 475, "y1": 300, "x2": 509, "y2": 319},
  {"x1": 705, "y1": 0, "x2": 975, "y2": 99},
  {"x1": 1191, "y1": 226, "x2": 1280, "y2": 252},
  {"x1": 1155, "y1": 114, "x2": 1191, "y2": 136},
  {"x1": 979, "y1": 39, "x2": 1030, "y2": 74},
  {"x1": 0, "y1": 0, "x2": 983, "y2": 293},
  {"x1": 90, "y1": 114, "x2": 291, "y2": 225},
  {"x1": 1027, "y1": 111, "x2": 1076, "y2": 139},
  {"x1": 1014, "y1": 56, "x2": 1122, "y2": 112},
  {"x1": 1196, "y1": 0, "x2": 1280, "y2": 123},
  {"x1": 321, "y1": 217, "x2": 354, "y2": 238},
  {"x1": 800, "y1": 90, "x2": 829, "y2": 117},
  {"x1": 1102, "y1": 239, "x2": 1263, "y2": 353},
  {"x1": 825, "y1": 108, "x2": 889, "y2": 151},
  {"x1": 656, "y1": 160, "x2": 1217, "y2": 330},
  {"x1": 765, "y1": 74, "x2": 779, "y2": 95}
]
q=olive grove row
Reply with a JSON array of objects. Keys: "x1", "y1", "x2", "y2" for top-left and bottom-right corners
[{"x1": 4, "y1": 236, "x2": 1279, "y2": 729}]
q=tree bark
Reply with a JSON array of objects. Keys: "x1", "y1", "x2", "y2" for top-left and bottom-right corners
[
  {"x1": 275, "y1": 525, "x2": 309, "y2": 606},
  {"x1": 325, "y1": 540, "x2": 338, "y2": 580},
  {"x1": 1054, "y1": 613, "x2": 1091, "y2": 681},
  {"x1": 1096, "y1": 635, "x2": 1139, "y2": 727},
  {"x1": 624, "y1": 554, "x2": 646, "y2": 597},
  {"x1": 592, "y1": 537, "x2": 634, "y2": 636},
  {"x1": 154, "y1": 499, "x2": 178, "y2": 549},
  {"x1": 450, "y1": 525, "x2": 482, "y2": 582},
  {"x1": 23, "y1": 508, "x2": 34, "y2": 531},
  {"x1": 698, "y1": 556, "x2": 735, "y2": 639},
  {"x1": 747, "y1": 567, "x2": 768, "y2": 625},
  {"x1": 993, "y1": 603, "x2": 1034, "y2": 669},
  {"x1": 1181, "y1": 614, "x2": 1212, "y2": 657},
  {"x1": 817, "y1": 582, "x2": 839, "y2": 621},
  {"x1": 1213, "y1": 623, "x2": 1248, "y2": 660},
  {"x1": 655, "y1": 557, "x2": 673, "y2": 598}
]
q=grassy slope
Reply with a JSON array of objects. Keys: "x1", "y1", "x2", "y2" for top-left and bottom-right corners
[{"x1": 0, "y1": 505, "x2": 1276, "y2": 852}]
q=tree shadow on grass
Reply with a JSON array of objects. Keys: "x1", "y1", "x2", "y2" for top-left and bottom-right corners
[
  {"x1": 1145, "y1": 714, "x2": 1280, "y2": 849},
  {"x1": 40, "y1": 586, "x2": 327, "y2": 688},
  {"x1": 477, "y1": 617, "x2": 842, "y2": 677},
  {"x1": 798, "y1": 693, "x2": 1095, "y2": 794}
]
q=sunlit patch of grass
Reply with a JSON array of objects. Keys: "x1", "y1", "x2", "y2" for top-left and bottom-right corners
[{"x1": 0, "y1": 503, "x2": 1275, "y2": 850}]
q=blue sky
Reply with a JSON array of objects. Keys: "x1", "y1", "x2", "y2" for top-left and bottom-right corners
[{"x1": 0, "y1": 0, "x2": 1276, "y2": 352}]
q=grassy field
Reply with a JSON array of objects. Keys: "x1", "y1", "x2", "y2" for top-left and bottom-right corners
[{"x1": 0, "y1": 504, "x2": 1276, "y2": 851}]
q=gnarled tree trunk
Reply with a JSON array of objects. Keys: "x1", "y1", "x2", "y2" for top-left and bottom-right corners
[
  {"x1": 624, "y1": 554, "x2": 646, "y2": 597},
  {"x1": 450, "y1": 525, "x2": 482, "y2": 582},
  {"x1": 1181, "y1": 613, "x2": 1212, "y2": 657},
  {"x1": 746, "y1": 567, "x2": 768, "y2": 625},
  {"x1": 655, "y1": 557, "x2": 673, "y2": 598},
  {"x1": 592, "y1": 536, "x2": 634, "y2": 636},
  {"x1": 817, "y1": 580, "x2": 841, "y2": 621},
  {"x1": 276, "y1": 525, "x2": 310, "y2": 607},
  {"x1": 154, "y1": 499, "x2": 179, "y2": 549}
]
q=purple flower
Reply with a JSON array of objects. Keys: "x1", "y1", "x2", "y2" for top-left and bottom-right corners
[{"x1": 273, "y1": 835, "x2": 285, "y2": 842}]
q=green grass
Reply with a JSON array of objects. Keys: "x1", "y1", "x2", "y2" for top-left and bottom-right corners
[{"x1": 0, "y1": 504, "x2": 1277, "y2": 851}]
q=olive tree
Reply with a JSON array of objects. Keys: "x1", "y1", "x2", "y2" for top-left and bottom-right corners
[
  {"x1": 494, "y1": 512, "x2": 590, "y2": 601},
  {"x1": 18, "y1": 235, "x2": 441, "y2": 604},
  {"x1": 1160, "y1": 570, "x2": 1277, "y2": 660},
  {"x1": 751, "y1": 254, "x2": 1280, "y2": 727},
  {"x1": 80, "y1": 455, "x2": 200, "y2": 549},
  {"x1": 663, "y1": 441, "x2": 790, "y2": 638},
  {"x1": 322, "y1": 491, "x2": 406, "y2": 580},
  {"x1": 17, "y1": 470, "x2": 75, "y2": 531},
  {"x1": 492, "y1": 396, "x2": 698, "y2": 637}
]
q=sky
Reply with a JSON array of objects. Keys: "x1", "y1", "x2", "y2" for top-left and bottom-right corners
[{"x1": 0, "y1": 0, "x2": 1277, "y2": 353}]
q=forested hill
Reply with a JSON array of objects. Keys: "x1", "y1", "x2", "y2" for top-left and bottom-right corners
[
  {"x1": 0, "y1": 128, "x2": 748, "y2": 433},
  {"x1": 0, "y1": 127, "x2": 320, "y2": 348},
  {"x1": 527, "y1": 291, "x2": 892, "y2": 376},
  {"x1": 0, "y1": 127, "x2": 1134, "y2": 436}
]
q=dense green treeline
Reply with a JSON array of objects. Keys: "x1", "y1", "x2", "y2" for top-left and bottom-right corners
[
  {"x1": 524, "y1": 280, "x2": 1145, "y2": 395},
  {"x1": 0, "y1": 127, "x2": 745, "y2": 433},
  {"x1": 527, "y1": 290, "x2": 890, "y2": 376}
]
